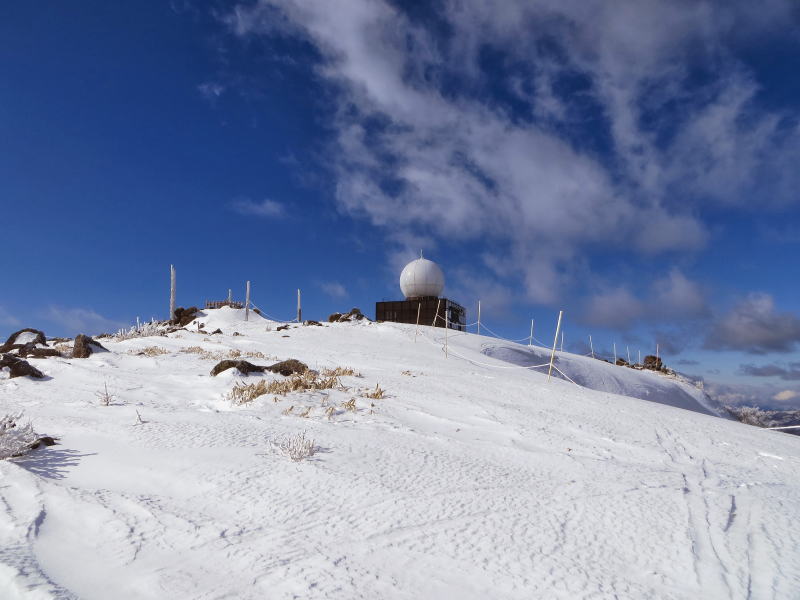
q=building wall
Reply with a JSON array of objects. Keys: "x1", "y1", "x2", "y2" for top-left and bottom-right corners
[{"x1": 375, "y1": 297, "x2": 465, "y2": 331}]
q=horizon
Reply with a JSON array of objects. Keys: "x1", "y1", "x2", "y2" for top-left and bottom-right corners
[{"x1": 2, "y1": 1, "x2": 800, "y2": 410}]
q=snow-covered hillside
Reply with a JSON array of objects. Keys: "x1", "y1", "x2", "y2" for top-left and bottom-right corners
[{"x1": 1, "y1": 307, "x2": 799, "y2": 599}]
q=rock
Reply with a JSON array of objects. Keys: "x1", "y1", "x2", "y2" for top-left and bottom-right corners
[
  {"x1": 171, "y1": 306, "x2": 200, "y2": 327},
  {"x1": 3, "y1": 328, "x2": 47, "y2": 347},
  {"x1": 0, "y1": 328, "x2": 48, "y2": 353},
  {"x1": 17, "y1": 343, "x2": 61, "y2": 359},
  {"x1": 615, "y1": 358, "x2": 629, "y2": 367},
  {"x1": 72, "y1": 334, "x2": 106, "y2": 359},
  {"x1": 210, "y1": 360, "x2": 267, "y2": 377},
  {"x1": 642, "y1": 355, "x2": 664, "y2": 371},
  {"x1": 233, "y1": 332, "x2": 243, "y2": 336},
  {"x1": 29, "y1": 436, "x2": 57, "y2": 449},
  {"x1": 265, "y1": 359, "x2": 308, "y2": 376},
  {"x1": 303, "y1": 320, "x2": 322, "y2": 327},
  {"x1": 329, "y1": 308, "x2": 367, "y2": 323},
  {"x1": 210, "y1": 328, "x2": 222, "y2": 335},
  {"x1": 0, "y1": 354, "x2": 45, "y2": 379},
  {"x1": 276, "y1": 325, "x2": 290, "y2": 331},
  {"x1": 252, "y1": 308, "x2": 262, "y2": 316}
]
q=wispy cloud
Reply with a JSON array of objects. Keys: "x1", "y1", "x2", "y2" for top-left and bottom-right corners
[
  {"x1": 224, "y1": 0, "x2": 798, "y2": 313},
  {"x1": 739, "y1": 362, "x2": 800, "y2": 380},
  {"x1": 44, "y1": 306, "x2": 128, "y2": 336},
  {"x1": 230, "y1": 198, "x2": 285, "y2": 218},
  {"x1": 0, "y1": 306, "x2": 20, "y2": 328},
  {"x1": 320, "y1": 281, "x2": 348, "y2": 299}
]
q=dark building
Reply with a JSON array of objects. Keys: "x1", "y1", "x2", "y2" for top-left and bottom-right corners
[{"x1": 376, "y1": 297, "x2": 466, "y2": 331}]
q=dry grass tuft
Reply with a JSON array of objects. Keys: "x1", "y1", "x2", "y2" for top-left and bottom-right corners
[
  {"x1": 363, "y1": 383, "x2": 385, "y2": 399},
  {"x1": 264, "y1": 371, "x2": 345, "y2": 396},
  {"x1": 135, "y1": 346, "x2": 169, "y2": 357},
  {"x1": 227, "y1": 380, "x2": 269, "y2": 405},
  {"x1": 321, "y1": 366, "x2": 361, "y2": 378},
  {"x1": 182, "y1": 346, "x2": 276, "y2": 361},
  {"x1": 341, "y1": 398, "x2": 357, "y2": 412}
]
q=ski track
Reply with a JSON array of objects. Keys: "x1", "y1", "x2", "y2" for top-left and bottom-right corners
[{"x1": 1, "y1": 310, "x2": 799, "y2": 598}]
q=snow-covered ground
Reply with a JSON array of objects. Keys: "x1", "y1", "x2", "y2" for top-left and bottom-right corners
[{"x1": 1, "y1": 307, "x2": 799, "y2": 599}]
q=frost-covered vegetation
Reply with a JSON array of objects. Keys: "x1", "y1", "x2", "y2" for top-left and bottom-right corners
[{"x1": 0, "y1": 413, "x2": 40, "y2": 459}]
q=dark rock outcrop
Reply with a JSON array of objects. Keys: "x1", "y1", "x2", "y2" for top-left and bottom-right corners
[
  {"x1": 303, "y1": 320, "x2": 322, "y2": 327},
  {"x1": 265, "y1": 359, "x2": 308, "y2": 376},
  {"x1": 72, "y1": 334, "x2": 106, "y2": 359},
  {"x1": 0, "y1": 354, "x2": 45, "y2": 379},
  {"x1": 17, "y1": 343, "x2": 61, "y2": 359},
  {"x1": 642, "y1": 355, "x2": 664, "y2": 371},
  {"x1": 171, "y1": 307, "x2": 200, "y2": 327},
  {"x1": 615, "y1": 358, "x2": 629, "y2": 367},
  {"x1": 0, "y1": 328, "x2": 47, "y2": 353},
  {"x1": 210, "y1": 360, "x2": 267, "y2": 377},
  {"x1": 276, "y1": 325, "x2": 290, "y2": 331},
  {"x1": 328, "y1": 308, "x2": 367, "y2": 323},
  {"x1": 210, "y1": 328, "x2": 222, "y2": 335}
]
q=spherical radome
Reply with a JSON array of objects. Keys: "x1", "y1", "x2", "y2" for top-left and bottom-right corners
[{"x1": 400, "y1": 258, "x2": 445, "y2": 299}]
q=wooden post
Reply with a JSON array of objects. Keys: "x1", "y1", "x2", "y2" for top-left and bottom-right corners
[
  {"x1": 414, "y1": 302, "x2": 421, "y2": 342},
  {"x1": 245, "y1": 281, "x2": 251, "y2": 321},
  {"x1": 548, "y1": 311, "x2": 563, "y2": 382},
  {"x1": 589, "y1": 335, "x2": 594, "y2": 359},
  {"x1": 432, "y1": 298, "x2": 441, "y2": 327},
  {"x1": 297, "y1": 289, "x2": 302, "y2": 323},
  {"x1": 169, "y1": 264, "x2": 176, "y2": 321},
  {"x1": 529, "y1": 319, "x2": 534, "y2": 347},
  {"x1": 477, "y1": 300, "x2": 481, "y2": 335}
]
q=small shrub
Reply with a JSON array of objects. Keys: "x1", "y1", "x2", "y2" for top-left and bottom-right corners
[
  {"x1": 342, "y1": 398, "x2": 357, "y2": 412},
  {"x1": 277, "y1": 431, "x2": 317, "y2": 461},
  {"x1": 95, "y1": 382, "x2": 116, "y2": 406},
  {"x1": 0, "y1": 413, "x2": 41, "y2": 459},
  {"x1": 282, "y1": 405, "x2": 294, "y2": 415},
  {"x1": 298, "y1": 406, "x2": 312, "y2": 418}
]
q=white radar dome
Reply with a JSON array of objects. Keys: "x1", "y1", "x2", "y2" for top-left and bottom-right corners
[{"x1": 400, "y1": 257, "x2": 445, "y2": 299}]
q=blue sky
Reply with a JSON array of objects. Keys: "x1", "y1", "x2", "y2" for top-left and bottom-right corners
[{"x1": 2, "y1": 1, "x2": 800, "y2": 408}]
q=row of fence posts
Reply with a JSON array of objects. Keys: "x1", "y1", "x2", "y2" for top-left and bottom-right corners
[{"x1": 167, "y1": 265, "x2": 303, "y2": 324}]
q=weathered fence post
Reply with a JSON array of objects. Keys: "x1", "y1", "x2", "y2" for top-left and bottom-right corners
[{"x1": 169, "y1": 264, "x2": 176, "y2": 321}]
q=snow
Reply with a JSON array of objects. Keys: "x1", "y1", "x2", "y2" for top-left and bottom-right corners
[{"x1": 1, "y1": 307, "x2": 799, "y2": 599}]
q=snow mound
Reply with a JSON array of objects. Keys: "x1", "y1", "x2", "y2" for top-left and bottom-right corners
[{"x1": 482, "y1": 342, "x2": 729, "y2": 418}]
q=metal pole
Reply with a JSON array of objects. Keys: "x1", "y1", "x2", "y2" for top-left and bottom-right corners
[
  {"x1": 627, "y1": 346, "x2": 631, "y2": 363},
  {"x1": 638, "y1": 349, "x2": 641, "y2": 364},
  {"x1": 297, "y1": 289, "x2": 302, "y2": 323},
  {"x1": 432, "y1": 298, "x2": 441, "y2": 327},
  {"x1": 529, "y1": 319, "x2": 534, "y2": 347},
  {"x1": 548, "y1": 311, "x2": 563, "y2": 382},
  {"x1": 445, "y1": 308, "x2": 448, "y2": 358},
  {"x1": 414, "y1": 302, "x2": 421, "y2": 342},
  {"x1": 169, "y1": 265, "x2": 176, "y2": 321},
  {"x1": 245, "y1": 281, "x2": 251, "y2": 321},
  {"x1": 589, "y1": 335, "x2": 594, "y2": 358},
  {"x1": 560, "y1": 331, "x2": 564, "y2": 352},
  {"x1": 477, "y1": 300, "x2": 481, "y2": 335},
  {"x1": 656, "y1": 343, "x2": 659, "y2": 363},
  {"x1": 228, "y1": 289, "x2": 232, "y2": 304},
  {"x1": 613, "y1": 343, "x2": 617, "y2": 364}
]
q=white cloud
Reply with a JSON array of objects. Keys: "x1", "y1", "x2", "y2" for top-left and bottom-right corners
[
  {"x1": 231, "y1": 198, "x2": 285, "y2": 218},
  {"x1": 225, "y1": 0, "x2": 799, "y2": 305},
  {"x1": 773, "y1": 390, "x2": 799, "y2": 403},
  {"x1": 45, "y1": 306, "x2": 128, "y2": 336},
  {"x1": 320, "y1": 281, "x2": 348, "y2": 299},
  {"x1": 583, "y1": 287, "x2": 644, "y2": 330}
]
